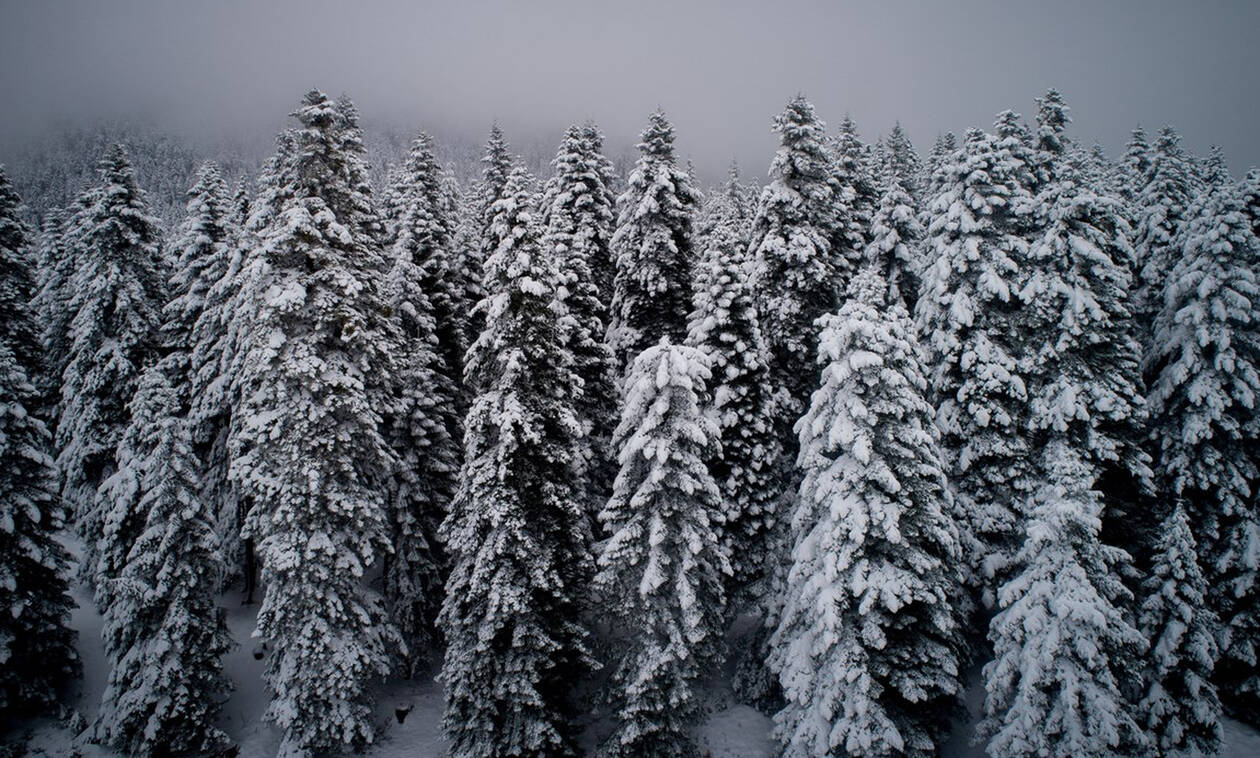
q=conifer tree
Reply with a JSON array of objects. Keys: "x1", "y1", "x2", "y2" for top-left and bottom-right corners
[
  {"x1": 833, "y1": 115, "x2": 879, "y2": 253},
  {"x1": 165, "y1": 162, "x2": 231, "y2": 425},
  {"x1": 1145, "y1": 177, "x2": 1260, "y2": 717},
  {"x1": 32, "y1": 207, "x2": 73, "y2": 397},
  {"x1": 749, "y1": 96, "x2": 840, "y2": 420},
  {"x1": 0, "y1": 168, "x2": 78, "y2": 715},
  {"x1": 608, "y1": 110, "x2": 699, "y2": 374},
  {"x1": 883, "y1": 121, "x2": 922, "y2": 201},
  {"x1": 228, "y1": 177, "x2": 250, "y2": 230},
  {"x1": 466, "y1": 124, "x2": 511, "y2": 344},
  {"x1": 924, "y1": 132, "x2": 959, "y2": 200},
  {"x1": 865, "y1": 175, "x2": 925, "y2": 309},
  {"x1": 229, "y1": 91, "x2": 400, "y2": 757},
  {"x1": 1133, "y1": 127, "x2": 1197, "y2": 351},
  {"x1": 771, "y1": 268, "x2": 965, "y2": 758},
  {"x1": 916, "y1": 128, "x2": 1033, "y2": 599},
  {"x1": 93, "y1": 367, "x2": 233, "y2": 758},
  {"x1": 1121, "y1": 126, "x2": 1152, "y2": 205},
  {"x1": 1, "y1": 176, "x2": 49, "y2": 392},
  {"x1": 541, "y1": 124, "x2": 619, "y2": 519},
  {"x1": 439, "y1": 166, "x2": 593, "y2": 758},
  {"x1": 1023, "y1": 99, "x2": 1153, "y2": 558},
  {"x1": 581, "y1": 123, "x2": 622, "y2": 306},
  {"x1": 167, "y1": 164, "x2": 242, "y2": 591},
  {"x1": 596, "y1": 341, "x2": 729, "y2": 758},
  {"x1": 1136, "y1": 502, "x2": 1223, "y2": 756},
  {"x1": 381, "y1": 170, "x2": 461, "y2": 678},
  {"x1": 980, "y1": 442, "x2": 1147, "y2": 757},
  {"x1": 389, "y1": 133, "x2": 468, "y2": 429},
  {"x1": 686, "y1": 194, "x2": 782, "y2": 597},
  {"x1": 56, "y1": 145, "x2": 166, "y2": 582},
  {"x1": 1242, "y1": 168, "x2": 1260, "y2": 238}
]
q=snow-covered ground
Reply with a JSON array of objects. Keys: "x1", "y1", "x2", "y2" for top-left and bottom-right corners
[{"x1": 6, "y1": 556, "x2": 1260, "y2": 757}]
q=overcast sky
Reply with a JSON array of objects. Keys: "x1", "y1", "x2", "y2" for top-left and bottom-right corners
[{"x1": 1, "y1": 0, "x2": 1257, "y2": 181}]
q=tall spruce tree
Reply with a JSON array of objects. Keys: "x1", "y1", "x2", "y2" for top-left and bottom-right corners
[
  {"x1": 541, "y1": 124, "x2": 619, "y2": 522},
  {"x1": 466, "y1": 124, "x2": 512, "y2": 345},
  {"x1": 883, "y1": 121, "x2": 923, "y2": 201},
  {"x1": 1136, "y1": 501, "x2": 1223, "y2": 755},
  {"x1": 915, "y1": 128, "x2": 1033, "y2": 602},
  {"x1": 608, "y1": 110, "x2": 699, "y2": 375},
  {"x1": 1022, "y1": 98, "x2": 1153, "y2": 562},
  {"x1": 685, "y1": 193, "x2": 782, "y2": 598},
  {"x1": 0, "y1": 168, "x2": 78, "y2": 715},
  {"x1": 163, "y1": 162, "x2": 238, "y2": 588},
  {"x1": 865, "y1": 175, "x2": 925, "y2": 309},
  {"x1": 832, "y1": 115, "x2": 879, "y2": 254},
  {"x1": 596, "y1": 340, "x2": 729, "y2": 758},
  {"x1": 771, "y1": 268, "x2": 965, "y2": 757},
  {"x1": 56, "y1": 145, "x2": 166, "y2": 585},
  {"x1": 1133, "y1": 127, "x2": 1197, "y2": 352},
  {"x1": 388, "y1": 133, "x2": 468, "y2": 435},
  {"x1": 979, "y1": 442, "x2": 1147, "y2": 757},
  {"x1": 381, "y1": 168, "x2": 461, "y2": 678},
  {"x1": 228, "y1": 91, "x2": 400, "y2": 757},
  {"x1": 749, "y1": 96, "x2": 840, "y2": 421},
  {"x1": 439, "y1": 166, "x2": 593, "y2": 758},
  {"x1": 93, "y1": 367, "x2": 233, "y2": 758},
  {"x1": 1146, "y1": 177, "x2": 1260, "y2": 718},
  {"x1": 1121, "y1": 126, "x2": 1153, "y2": 206}
]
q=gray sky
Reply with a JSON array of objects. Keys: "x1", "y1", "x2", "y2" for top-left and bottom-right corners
[{"x1": 2, "y1": 0, "x2": 1257, "y2": 181}]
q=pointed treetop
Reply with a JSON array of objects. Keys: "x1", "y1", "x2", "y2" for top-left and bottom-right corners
[
  {"x1": 295, "y1": 89, "x2": 337, "y2": 127},
  {"x1": 1203, "y1": 144, "x2": 1231, "y2": 189},
  {"x1": 1035, "y1": 88, "x2": 1071, "y2": 156},
  {"x1": 639, "y1": 109, "x2": 677, "y2": 160},
  {"x1": 482, "y1": 123, "x2": 512, "y2": 196}
]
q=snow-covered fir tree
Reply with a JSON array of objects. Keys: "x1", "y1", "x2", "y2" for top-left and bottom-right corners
[
  {"x1": 0, "y1": 340, "x2": 78, "y2": 716},
  {"x1": 685, "y1": 192, "x2": 782, "y2": 598},
  {"x1": 596, "y1": 340, "x2": 729, "y2": 758},
  {"x1": 162, "y1": 162, "x2": 238, "y2": 574},
  {"x1": 832, "y1": 115, "x2": 879, "y2": 254},
  {"x1": 915, "y1": 127, "x2": 1033, "y2": 601},
  {"x1": 93, "y1": 367, "x2": 233, "y2": 758},
  {"x1": 1145, "y1": 176, "x2": 1260, "y2": 718},
  {"x1": 749, "y1": 95, "x2": 841, "y2": 421},
  {"x1": 465, "y1": 124, "x2": 511, "y2": 344},
  {"x1": 580, "y1": 123, "x2": 621, "y2": 308},
  {"x1": 1242, "y1": 167, "x2": 1260, "y2": 238},
  {"x1": 770, "y1": 268, "x2": 965, "y2": 758},
  {"x1": 228, "y1": 177, "x2": 250, "y2": 229},
  {"x1": 1022, "y1": 98, "x2": 1153, "y2": 561},
  {"x1": 882, "y1": 121, "x2": 923, "y2": 201},
  {"x1": 228, "y1": 91, "x2": 400, "y2": 757},
  {"x1": 1133, "y1": 126, "x2": 1197, "y2": 352},
  {"x1": 164, "y1": 162, "x2": 230, "y2": 370},
  {"x1": 1121, "y1": 126, "x2": 1153, "y2": 205},
  {"x1": 439, "y1": 165, "x2": 593, "y2": 758},
  {"x1": 1, "y1": 173, "x2": 51, "y2": 396},
  {"x1": 0, "y1": 168, "x2": 78, "y2": 715},
  {"x1": 608, "y1": 110, "x2": 700, "y2": 375},
  {"x1": 388, "y1": 132, "x2": 468, "y2": 431},
  {"x1": 1136, "y1": 501, "x2": 1223, "y2": 756},
  {"x1": 55, "y1": 145, "x2": 166, "y2": 585},
  {"x1": 381, "y1": 170, "x2": 461, "y2": 678},
  {"x1": 541, "y1": 124, "x2": 619, "y2": 522},
  {"x1": 865, "y1": 175, "x2": 925, "y2": 309},
  {"x1": 31, "y1": 206, "x2": 73, "y2": 398},
  {"x1": 979, "y1": 441, "x2": 1147, "y2": 757},
  {"x1": 925, "y1": 132, "x2": 959, "y2": 199}
]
